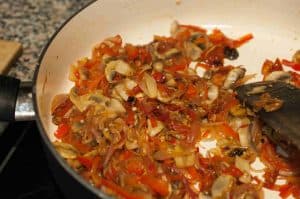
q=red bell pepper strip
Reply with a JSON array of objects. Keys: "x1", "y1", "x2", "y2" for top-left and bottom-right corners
[
  {"x1": 77, "y1": 156, "x2": 93, "y2": 170},
  {"x1": 282, "y1": 59, "x2": 300, "y2": 71},
  {"x1": 54, "y1": 123, "x2": 69, "y2": 139},
  {"x1": 140, "y1": 175, "x2": 169, "y2": 196}
]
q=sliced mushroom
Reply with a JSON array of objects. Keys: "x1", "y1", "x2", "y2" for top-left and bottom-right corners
[
  {"x1": 147, "y1": 119, "x2": 164, "y2": 137},
  {"x1": 70, "y1": 88, "x2": 125, "y2": 117},
  {"x1": 152, "y1": 42, "x2": 180, "y2": 59},
  {"x1": 139, "y1": 73, "x2": 158, "y2": 98},
  {"x1": 223, "y1": 67, "x2": 246, "y2": 89},
  {"x1": 114, "y1": 79, "x2": 137, "y2": 101},
  {"x1": 69, "y1": 87, "x2": 97, "y2": 112},
  {"x1": 105, "y1": 98, "x2": 126, "y2": 115},
  {"x1": 207, "y1": 84, "x2": 219, "y2": 102},
  {"x1": 184, "y1": 41, "x2": 202, "y2": 61},
  {"x1": 53, "y1": 141, "x2": 78, "y2": 159},
  {"x1": 105, "y1": 60, "x2": 134, "y2": 82},
  {"x1": 265, "y1": 71, "x2": 291, "y2": 82}
]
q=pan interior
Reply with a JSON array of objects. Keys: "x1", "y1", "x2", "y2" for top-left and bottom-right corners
[{"x1": 34, "y1": 0, "x2": 299, "y2": 197}]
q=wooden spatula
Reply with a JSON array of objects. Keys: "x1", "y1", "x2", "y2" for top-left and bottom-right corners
[{"x1": 236, "y1": 81, "x2": 300, "y2": 150}]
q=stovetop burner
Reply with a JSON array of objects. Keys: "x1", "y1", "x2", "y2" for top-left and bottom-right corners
[{"x1": 0, "y1": 122, "x2": 64, "y2": 199}]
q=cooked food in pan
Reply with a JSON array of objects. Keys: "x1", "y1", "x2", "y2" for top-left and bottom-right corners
[{"x1": 51, "y1": 22, "x2": 300, "y2": 199}]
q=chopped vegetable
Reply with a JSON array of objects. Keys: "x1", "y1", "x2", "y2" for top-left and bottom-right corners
[{"x1": 51, "y1": 22, "x2": 300, "y2": 199}]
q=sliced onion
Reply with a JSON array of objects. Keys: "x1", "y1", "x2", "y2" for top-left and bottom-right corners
[
  {"x1": 211, "y1": 175, "x2": 234, "y2": 198},
  {"x1": 139, "y1": 73, "x2": 158, "y2": 98},
  {"x1": 147, "y1": 119, "x2": 164, "y2": 137},
  {"x1": 184, "y1": 41, "x2": 202, "y2": 61}
]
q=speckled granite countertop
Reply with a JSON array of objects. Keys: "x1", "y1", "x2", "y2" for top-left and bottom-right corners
[{"x1": 0, "y1": 0, "x2": 94, "y2": 81}]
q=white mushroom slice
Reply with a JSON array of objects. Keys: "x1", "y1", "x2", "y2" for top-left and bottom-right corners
[
  {"x1": 184, "y1": 42, "x2": 202, "y2": 61},
  {"x1": 70, "y1": 88, "x2": 125, "y2": 117},
  {"x1": 153, "y1": 42, "x2": 180, "y2": 59},
  {"x1": 207, "y1": 84, "x2": 219, "y2": 101},
  {"x1": 164, "y1": 48, "x2": 180, "y2": 59},
  {"x1": 139, "y1": 73, "x2": 158, "y2": 98},
  {"x1": 69, "y1": 87, "x2": 95, "y2": 112},
  {"x1": 265, "y1": 71, "x2": 291, "y2": 82},
  {"x1": 53, "y1": 141, "x2": 78, "y2": 159},
  {"x1": 223, "y1": 67, "x2": 246, "y2": 89},
  {"x1": 211, "y1": 175, "x2": 234, "y2": 199},
  {"x1": 114, "y1": 79, "x2": 137, "y2": 101},
  {"x1": 106, "y1": 98, "x2": 126, "y2": 114},
  {"x1": 147, "y1": 119, "x2": 164, "y2": 137},
  {"x1": 114, "y1": 83, "x2": 128, "y2": 101},
  {"x1": 105, "y1": 60, "x2": 134, "y2": 82}
]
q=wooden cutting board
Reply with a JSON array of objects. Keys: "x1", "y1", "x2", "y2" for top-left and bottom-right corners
[{"x1": 0, "y1": 40, "x2": 22, "y2": 74}]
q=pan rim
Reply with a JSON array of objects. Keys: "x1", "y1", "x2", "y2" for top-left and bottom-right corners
[{"x1": 32, "y1": 1, "x2": 111, "y2": 198}]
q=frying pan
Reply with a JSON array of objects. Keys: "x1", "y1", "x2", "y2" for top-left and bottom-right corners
[{"x1": 0, "y1": 0, "x2": 299, "y2": 198}]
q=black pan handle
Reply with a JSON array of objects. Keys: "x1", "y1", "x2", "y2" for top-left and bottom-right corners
[
  {"x1": 0, "y1": 75, "x2": 35, "y2": 121},
  {"x1": 0, "y1": 75, "x2": 20, "y2": 121}
]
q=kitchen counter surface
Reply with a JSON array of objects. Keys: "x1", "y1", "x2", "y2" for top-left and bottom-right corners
[{"x1": 0, "y1": 0, "x2": 94, "y2": 81}]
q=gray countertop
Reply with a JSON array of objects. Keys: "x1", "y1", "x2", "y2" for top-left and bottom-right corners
[{"x1": 0, "y1": 0, "x2": 94, "y2": 81}]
